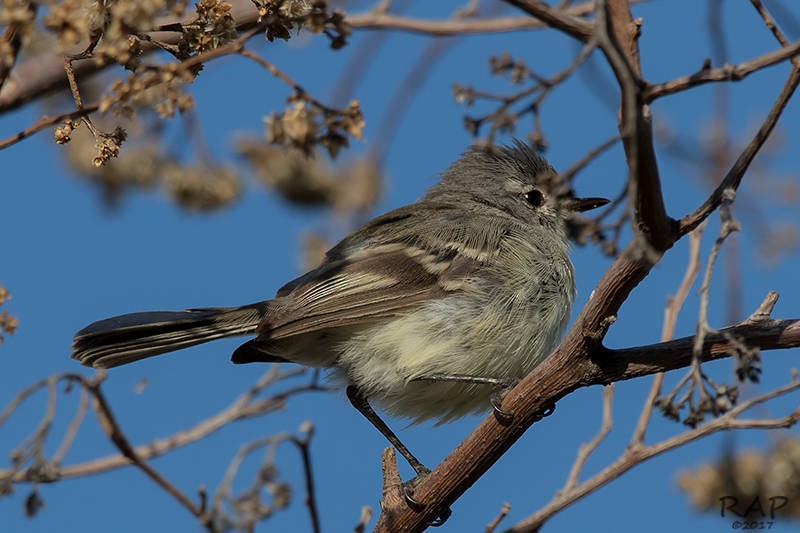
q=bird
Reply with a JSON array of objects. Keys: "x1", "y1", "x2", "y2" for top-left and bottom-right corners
[{"x1": 72, "y1": 141, "x2": 607, "y2": 481}]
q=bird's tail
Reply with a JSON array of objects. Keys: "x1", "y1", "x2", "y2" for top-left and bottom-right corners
[{"x1": 71, "y1": 302, "x2": 269, "y2": 369}]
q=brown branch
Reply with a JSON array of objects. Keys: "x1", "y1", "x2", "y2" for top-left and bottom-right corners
[
  {"x1": 0, "y1": 0, "x2": 614, "y2": 116},
  {"x1": 0, "y1": 105, "x2": 100, "y2": 150},
  {"x1": 644, "y1": 40, "x2": 800, "y2": 102},
  {"x1": 353, "y1": 505, "x2": 372, "y2": 533},
  {"x1": 506, "y1": 378, "x2": 800, "y2": 532},
  {"x1": 485, "y1": 502, "x2": 511, "y2": 533},
  {"x1": 630, "y1": 227, "x2": 703, "y2": 445},
  {"x1": 602, "y1": 315, "x2": 799, "y2": 381},
  {"x1": 372, "y1": 70, "x2": 799, "y2": 524},
  {"x1": 679, "y1": 65, "x2": 800, "y2": 235},
  {"x1": 354, "y1": 0, "x2": 648, "y2": 36},
  {"x1": 290, "y1": 423, "x2": 321, "y2": 533},
  {"x1": 374, "y1": 289, "x2": 800, "y2": 532},
  {"x1": 503, "y1": 0, "x2": 595, "y2": 42},
  {"x1": 595, "y1": 0, "x2": 674, "y2": 253},
  {"x1": 86, "y1": 376, "x2": 203, "y2": 517},
  {"x1": 1, "y1": 367, "x2": 325, "y2": 484},
  {"x1": 349, "y1": 13, "x2": 561, "y2": 36},
  {"x1": 562, "y1": 384, "x2": 614, "y2": 492},
  {"x1": 749, "y1": 0, "x2": 799, "y2": 68}
]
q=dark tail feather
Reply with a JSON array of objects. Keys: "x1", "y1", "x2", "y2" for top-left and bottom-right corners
[{"x1": 72, "y1": 302, "x2": 269, "y2": 369}]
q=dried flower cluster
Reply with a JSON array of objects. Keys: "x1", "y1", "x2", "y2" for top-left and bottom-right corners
[
  {"x1": 263, "y1": 99, "x2": 364, "y2": 158},
  {"x1": 0, "y1": 285, "x2": 17, "y2": 344},
  {"x1": 27, "y1": 0, "x2": 363, "y2": 203},
  {"x1": 655, "y1": 369, "x2": 741, "y2": 428},
  {"x1": 43, "y1": 0, "x2": 96, "y2": 47},
  {"x1": 678, "y1": 438, "x2": 800, "y2": 520},
  {"x1": 256, "y1": 0, "x2": 350, "y2": 49},
  {"x1": 64, "y1": 126, "x2": 239, "y2": 210},
  {"x1": 182, "y1": 0, "x2": 237, "y2": 54},
  {"x1": 163, "y1": 162, "x2": 241, "y2": 211},
  {"x1": 453, "y1": 52, "x2": 538, "y2": 144},
  {"x1": 237, "y1": 140, "x2": 380, "y2": 212},
  {"x1": 489, "y1": 51, "x2": 533, "y2": 84}
]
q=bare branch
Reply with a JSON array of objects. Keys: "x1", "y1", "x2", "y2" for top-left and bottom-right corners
[
  {"x1": 86, "y1": 376, "x2": 203, "y2": 517},
  {"x1": 485, "y1": 502, "x2": 512, "y2": 533},
  {"x1": 290, "y1": 422, "x2": 321, "y2": 533},
  {"x1": 0, "y1": 0, "x2": 617, "y2": 117},
  {"x1": 749, "y1": 290, "x2": 780, "y2": 321},
  {"x1": 644, "y1": 41, "x2": 800, "y2": 102},
  {"x1": 595, "y1": 0, "x2": 674, "y2": 253},
  {"x1": 353, "y1": 505, "x2": 372, "y2": 533},
  {"x1": 679, "y1": 66, "x2": 800, "y2": 235},
  {"x1": 506, "y1": 378, "x2": 800, "y2": 532},
  {"x1": 51, "y1": 387, "x2": 88, "y2": 466},
  {"x1": 749, "y1": 0, "x2": 799, "y2": 67},
  {"x1": 1, "y1": 367, "x2": 326, "y2": 484},
  {"x1": 631, "y1": 227, "x2": 703, "y2": 446},
  {"x1": 559, "y1": 134, "x2": 621, "y2": 183},
  {"x1": 503, "y1": 0, "x2": 595, "y2": 42},
  {"x1": 562, "y1": 384, "x2": 614, "y2": 492}
]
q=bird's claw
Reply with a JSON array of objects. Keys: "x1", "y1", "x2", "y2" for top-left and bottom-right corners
[
  {"x1": 489, "y1": 377, "x2": 519, "y2": 422},
  {"x1": 402, "y1": 471, "x2": 452, "y2": 527}
]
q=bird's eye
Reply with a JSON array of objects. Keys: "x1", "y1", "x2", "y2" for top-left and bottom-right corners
[{"x1": 524, "y1": 189, "x2": 544, "y2": 207}]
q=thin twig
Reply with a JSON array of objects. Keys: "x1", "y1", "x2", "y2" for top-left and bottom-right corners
[
  {"x1": 559, "y1": 134, "x2": 621, "y2": 183},
  {"x1": 237, "y1": 48, "x2": 338, "y2": 115},
  {"x1": 353, "y1": 506, "x2": 373, "y2": 533},
  {"x1": 644, "y1": 40, "x2": 800, "y2": 102},
  {"x1": 86, "y1": 377, "x2": 202, "y2": 516},
  {"x1": 503, "y1": 0, "x2": 594, "y2": 41},
  {"x1": 748, "y1": 0, "x2": 797, "y2": 67},
  {"x1": 51, "y1": 387, "x2": 89, "y2": 466},
  {"x1": 485, "y1": 502, "x2": 512, "y2": 533},
  {"x1": 506, "y1": 378, "x2": 800, "y2": 532},
  {"x1": 290, "y1": 423, "x2": 321, "y2": 533},
  {"x1": 595, "y1": 0, "x2": 672, "y2": 254},
  {"x1": 630, "y1": 227, "x2": 703, "y2": 446},
  {"x1": 562, "y1": 384, "x2": 614, "y2": 492},
  {"x1": 679, "y1": 64, "x2": 800, "y2": 235},
  {"x1": 693, "y1": 190, "x2": 740, "y2": 359},
  {"x1": 2, "y1": 367, "x2": 326, "y2": 484},
  {"x1": 0, "y1": 106, "x2": 100, "y2": 150}
]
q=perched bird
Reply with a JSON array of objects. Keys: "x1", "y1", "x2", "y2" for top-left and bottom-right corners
[{"x1": 72, "y1": 141, "x2": 607, "y2": 479}]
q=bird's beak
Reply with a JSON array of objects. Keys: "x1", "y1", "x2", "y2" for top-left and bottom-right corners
[{"x1": 565, "y1": 197, "x2": 610, "y2": 213}]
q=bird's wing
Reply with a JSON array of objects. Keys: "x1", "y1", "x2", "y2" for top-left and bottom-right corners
[
  {"x1": 260, "y1": 203, "x2": 504, "y2": 341},
  {"x1": 263, "y1": 242, "x2": 476, "y2": 340}
]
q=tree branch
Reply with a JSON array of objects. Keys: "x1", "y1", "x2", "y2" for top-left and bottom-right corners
[
  {"x1": 506, "y1": 378, "x2": 800, "y2": 532},
  {"x1": 644, "y1": 40, "x2": 800, "y2": 102},
  {"x1": 0, "y1": 0, "x2": 612, "y2": 116},
  {"x1": 503, "y1": 0, "x2": 595, "y2": 42},
  {"x1": 595, "y1": 0, "x2": 674, "y2": 253},
  {"x1": 374, "y1": 291, "x2": 800, "y2": 531},
  {"x1": 679, "y1": 65, "x2": 800, "y2": 235},
  {"x1": 2, "y1": 367, "x2": 325, "y2": 484}
]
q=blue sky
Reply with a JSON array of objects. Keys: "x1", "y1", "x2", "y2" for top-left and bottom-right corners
[{"x1": 2, "y1": 1, "x2": 799, "y2": 532}]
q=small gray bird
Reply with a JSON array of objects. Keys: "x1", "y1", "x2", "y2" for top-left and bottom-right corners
[{"x1": 72, "y1": 142, "x2": 607, "y2": 478}]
